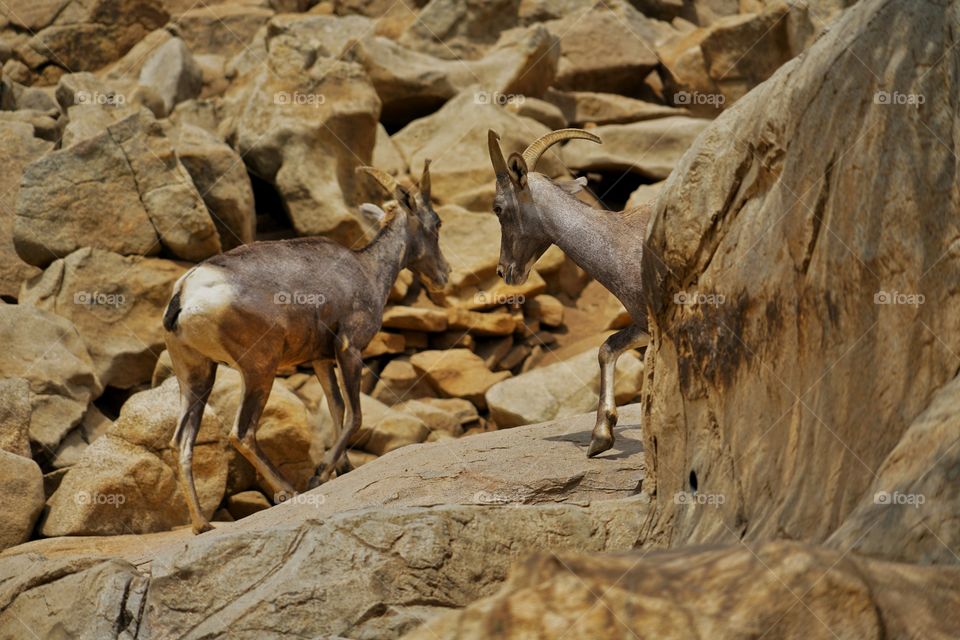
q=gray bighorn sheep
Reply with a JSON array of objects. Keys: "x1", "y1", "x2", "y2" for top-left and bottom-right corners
[
  {"x1": 488, "y1": 129, "x2": 649, "y2": 458},
  {"x1": 162, "y1": 161, "x2": 449, "y2": 533}
]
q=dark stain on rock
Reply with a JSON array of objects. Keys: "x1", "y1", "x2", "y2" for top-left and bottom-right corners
[{"x1": 675, "y1": 294, "x2": 751, "y2": 395}]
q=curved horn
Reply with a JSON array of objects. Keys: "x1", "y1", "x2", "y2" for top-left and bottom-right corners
[
  {"x1": 419, "y1": 158, "x2": 432, "y2": 201},
  {"x1": 357, "y1": 166, "x2": 400, "y2": 195},
  {"x1": 488, "y1": 130, "x2": 509, "y2": 177},
  {"x1": 522, "y1": 128, "x2": 602, "y2": 170}
]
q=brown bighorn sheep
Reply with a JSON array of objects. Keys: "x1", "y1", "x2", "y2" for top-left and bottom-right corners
[
  {"x1": 488, "y1": 129, "x2": 649, "y2": 458},
  {"x1": 162, "y1": 161, "x2": 449, "y2": 533}
]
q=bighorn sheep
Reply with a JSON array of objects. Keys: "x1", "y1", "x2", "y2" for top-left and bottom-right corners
[
  {"x1": 488, "y1": 129, "x2": 649, "y2": 458},
  {"x1": 162, "y1": 161, "x2": 449, "y2": 533}
]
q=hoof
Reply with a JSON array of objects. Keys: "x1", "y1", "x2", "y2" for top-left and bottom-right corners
[
  {"x1": 307, "y1": 475, "x2": 323, "y2": 490},
  {"x1": 192, "y1": 521, "x2": 214, "y2": 535},
  {"x1": 587, "y1": 433, "x2": 614, "y2": 457}
]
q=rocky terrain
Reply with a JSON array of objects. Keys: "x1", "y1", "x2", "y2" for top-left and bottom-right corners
[{"x1": 1, "y1": 0, "x2": 959, "y2": 638}]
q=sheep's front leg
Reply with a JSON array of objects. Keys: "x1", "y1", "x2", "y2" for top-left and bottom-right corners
[
  {"x1": 315, "y1": 344, "x2": 363, "y2": 484},
  {"x1": 587, "y1": 324, "x2": 648, "y2": 457}
]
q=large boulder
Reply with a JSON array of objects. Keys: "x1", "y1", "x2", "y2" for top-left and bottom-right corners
[
  {"x1": 41, "y1": 377, "x2": 228, "y2": 536},
  {"x1": 561, "y1": 116, "x2": 711, "y2": 180},
  {"x1": 0, "y1": 305, "x2": 101, "y2": 450},
  {"x1": 351, "y1": 25, "x2": 558, "y2": 125},
  {"x1": 170, "y1": 123, "x2": 256, "y2": 250},
  {"x1": 0, "y1": 378, "x2": 31, "y2": 458},
  {"x1": 0, "y1": 123, "x2": 48, "y2": 300},
  {"x1": 0, "y1": 449, "x2": 44, "y2": 551},
  {"x1": 641, "y1": 0, "x2": 960, "y2": 547},
  {"x1": 224, "y1": 25, "x2": 381, "y2": 246},
  {"x1": 486, "y1": 346, "x2": 643, "y2": 428},
  {"x1": 410, "y1": 349, "x2": 511, "y2": 408},
  {"x1": 407, "y1": 541, "x2": 960, "y2": 639},
  {"x1": 15, "y1": 109, "x2": 221, "y2": 267},
  {"x1": 398, "y1": 0, "x2": 521, "y2": 60},
  {"x1": 136, "y1": 37, "x2": 202, "y2": 116},
  {"x1": 20, "y1": 248, "x2": 188, "y2": 389}
]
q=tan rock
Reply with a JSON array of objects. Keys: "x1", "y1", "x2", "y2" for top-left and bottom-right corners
[
  {"x1": 383, "y1": 305, "x2": 448, "y2": 332},
  {"x1": 486, "y1": 346, "x2": 643, "y2": 428},
  {"x1": 371, "y1": 359, "x2": 435, "y2": 405},
  {"x1": 408, "y1": 541, "x2": 960, "y2": 640},
  {"x1": 350, "y1": 394, "x2": 430, "y2": 455},
  {"x1": 393, "y1": 398, "x2": 464, "y2": 436},
  {"x1": 544, "y1": 88, "x2": 690, "y2": 125},
  {"x1": 176, "y1": 5, "x2": 275, "y2": 58},
  {"x1": 137, "y1": 37, "x2": 202, "y2": 116},
  {"x1": 525, "y1": 294, "x2": 564, "y2": 327},
  {"x1": 398, "y1": 0, "x2": 520, "y2": 60},
  {"x1": 410, "y1": 349, "x2": 510, "y2": 408},
  {"x1": 346, "y1": 448, "x2": 377, "y2": 469},
  {"x1": 372, "y1": 123, "x2": 407, "y2": 176},
  {"x1": 625, "y1": 180, "x2": 665, "y2": 209},
  {"x1": 170, "y1": 123, "x2": 256, "y2": 251},
  {"x1": 0, "y1": 448, "x2": 44, "y2": 551},
  {"x1": 41, "y1": 378, "x2": 227, "y2": 536},
  {"x1": 226, "y1": 490, "x2": 272, "y2": 520},
  {"x1": 0, "y1": 305, "x2": 101, "y2": 450},
  {"x1": 641, "y1": 0, "x2": 960, "y2": 545},
  {"x1": 562, "y1": 117, "x2": 711, "y2": 181},
  {"x1": 0, "y1": 123, "x2": 47, "y2": 299},
  {"x1": 435, "y1": 205, "x2": 501, "y2": 293},
  {"x1": 447, "y1": 307, "x2": 517, "y2": 336},
  {"x1": 20, "y1": 248, "x2": 188, "y2": 389},
  {"x1": 0, "y1": 378, "x2": 31, "y2": 458},
  {"x1": 363, "y1": 331, "x2": 406, "y2": 358}
]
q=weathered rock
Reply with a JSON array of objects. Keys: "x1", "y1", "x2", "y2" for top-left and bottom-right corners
[
  {"x1": 0, "y1": 449, "x2": 44, "y2": 551},
  {"x1": 525, "y1": 294, "x2": 564, "y2": 327},
  {"x1": 0, "y1": 122, "x2": 46, "y2": 299},
  {"x1": 486, "y1": 346, "x2": 643, "y2": 428},
  {"x1": 372, "y1": 122, "x2": 407, "y2": 175},
  {"x1": 0, "y1": 378, "x2": 31, "y2": 458},
  {"x1": 14, "y1": 0, "x2": 168, "y2": 73},
  {"x1": 543, "y1": 2, "x2": 674, "y2": 94},
  {"x1": 171, "y1": 123, "x2": 256, "y2": 250},
  {"x1": 371, "y1": 359, "x2": 436, "y2": 405},
  {"x1": 399, "y1": 0, "x2": 521, "y2": 60},
  {"x1": 15, "y1": 110, "x2": 220, "y2": 267},
  {"x1": 20, "y1": 248, "x2": 187, "y2": 389},
  {"x1": 393, "y1": 90, "x2": 564, "y2": 210},
  {"x1": 383, "y1": 305, "x2": 449, "y2": 332},
  {"x1": 434, "y1": 204, "x2": 501, "y2": 293},
  {"x1": 544, "y1": 87, "x2": 690, "y2": 125},
  {"x1": 352, "y1": 25, "x2": 559, "y2": 125},
  {"x1": 410, "y1": 349, "x2": 510, "y2": 408},
  {"x1": 446, "y1": 307, "x2": 517, "y2": 335},
  {"x1": 41, "y1": 378, "x2": 227, "y2": 536},
  {"x1": 625, "y1": 180, "x2": 664, "y2": 209},
  {"x1": 176, "y1": 5, "x2": 274, "y2": 58},
  {"x1": 351, "y1": 394, "x2": 431, "y2": 455},
  {"x1": 393, "y1": 398, "x2": 463, "y2": 436},
  {"x1": 0, "y1": 305, "x2": 101, "y2": 450},
  {"x1": 641, "y1": 0, "x2": 960, "y2": 546},
  {"x1": 407, "y1": 542, "x2": 960, "y2": 640},
  {"x1": 561, "y1": 116, "x2": 711, "y2": 180},
  {"x1": 226, "y1": 490, "x2": 272, "y2": 520},
  {"x1": 137, "y1": 37, "x2": 202, "y2": 116},
  {"x1": 225, "y1": 31, "x2": 381, "y2": 245}
]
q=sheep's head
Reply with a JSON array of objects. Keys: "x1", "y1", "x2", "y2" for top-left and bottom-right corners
[
  {"x1": 357, "y1": 161, "x2": 450, "y2": 292},
  {"x1": 487, "y1": 129, "x2": 601, "y2": 285}
]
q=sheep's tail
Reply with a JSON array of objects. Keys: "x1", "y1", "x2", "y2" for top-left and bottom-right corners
[{"x1": 162, "y1": 290, "x2": 182, "y2": 332}]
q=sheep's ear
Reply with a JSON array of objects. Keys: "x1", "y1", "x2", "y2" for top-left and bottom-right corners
[
  {"x1": 556, "y1": 176, "x2": 587, "y2": 195},
  {"x1": 507, "y1": 152, "x2": 528, "y2": 189},
  {"x1": 359, "y1": 203, "x2": 387, "y2": 223}
]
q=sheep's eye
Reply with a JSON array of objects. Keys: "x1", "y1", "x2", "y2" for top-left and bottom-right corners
[{"x1": 493, "y1": 205, "x2": 502, "y2": 216}]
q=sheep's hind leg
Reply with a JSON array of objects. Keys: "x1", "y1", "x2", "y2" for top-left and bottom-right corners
[
  {"x1": 315, "y1": 343, "x2": 364, "y2": 484},
  {"x1": 167, "y1": 339, "x2": 217, "y2": 534},
  {"x1": 308, "y1": 359, "x2": 351, "y2": 489},
  {"x1": 229, "y1": 374, "x2": 298, "y2": 501},
  {"x1": 587, "y1": 324, "x2": 648, "y2": 458}
]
